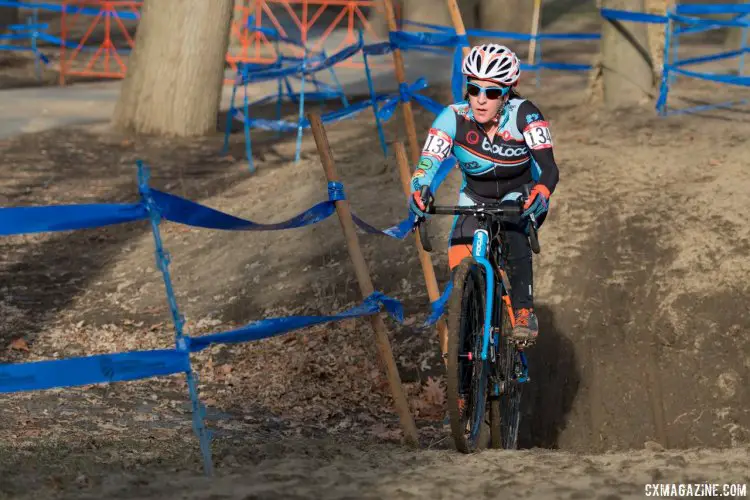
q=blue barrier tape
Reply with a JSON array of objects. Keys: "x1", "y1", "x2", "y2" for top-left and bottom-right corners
[
  {"x1": 376, "y1": 78, "x2": 445, "y2": 121},
  {"x1": 245, "y1": 23, "x2": 306, "y2": 50},
  {"x1": 237, "y1": 39, "x2": 362, "y2": 85},
  {"x1": 676, "y1": 12, "x2": 749, "y2": 35},
  {"x1": 676, "y1": 4, "x2": 750, "y2": 16},
  {"x1": 464, "y1": 28, "x2": 536, "y2": 41},
  {"x1": 327, "y1": 181, "x2": 346, "y2": 202},
  {"x1": 362, "y1": 41, "x2": 393, "y2": 56},
  {"x1": 400, "y1": 20, "x2": 455, "y2": 33},
  {"x1": 661, "y1": 99, "x2": 749, "y2": 116},
  {"x1": 451, "y1": 43, "x2": 465, "y2": 102},
  {"x1": 0, "y1": 203, "x2": 147, "y2": 236},
  {"x1": 389, "y1": 30, "x2": 466, "y2": 50},
  {"x1": 600, "y1": 8, "x2": 668, "y2": 24},
  {"x1": 400, "y1": 20, "x2": 601, "y2": 41},
  {"x1": 6, "y1": 23, "x2": 49, "y2": 31},
  {"x1": 674, "y1": 49, "x2": 747, "y2": 67},
  {"x1": 307, "y1": 38, "x2": 364, "y2": 73},
  {"x1": 233, "y1": 92, "x2": 393, "y2": 133},
  {"x1": 668, "y1": 66, "x2": 750, "y2": 86},
  {"x1": 185, "y1": 292, "x2": 403, "y2": 352},
  {"x1": 0, "y1": 349, "x2": 190, "y2": 394},
  {"x1": 425, "y1": 281, "x2": 453, "y2": 326},
  {"x1": 534, "y1": 32, "x2": 601, "y2": 41},
  {"x1": 149, "y1": 189, "x2": 337, "y2": 232},
  {"x1": 0, "y1": 0, "x2": 140, "y2": 19},
  {"x1": 672, "y1": 13, "x2": 750, "y2": 29}
]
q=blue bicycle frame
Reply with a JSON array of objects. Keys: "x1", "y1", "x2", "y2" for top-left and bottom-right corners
[{"x1": 470, "y1": 228, "x2": 496, "y2": 362}]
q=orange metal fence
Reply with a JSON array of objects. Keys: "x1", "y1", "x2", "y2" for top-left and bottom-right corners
[
  {"x1": 59, "y1": 0, "x2": 141, "y2": 84},
  {"x1": 227, "y1": 0, "x2": 386, "y2": 70},
  {"x1": 57, "y1": 0, "x2": 388, "y2": 83}
]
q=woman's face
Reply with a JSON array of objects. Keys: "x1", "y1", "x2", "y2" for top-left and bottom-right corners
[{"x1": 467, "y1": 79, "x2": 507, "y2": 125}]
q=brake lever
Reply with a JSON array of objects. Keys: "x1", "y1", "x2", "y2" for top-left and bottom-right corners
[
  {"x1": 418, "y1": 185, "x2": 433, "y2": 252},
  {"x1": 522, "y1": 185, "x2": 541, "y2": 254}
]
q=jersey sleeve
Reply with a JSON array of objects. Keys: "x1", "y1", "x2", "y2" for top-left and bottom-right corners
[
  {"x1": 517, "y1": 100, "x2": 559, "y2": 196},
  {"x1": 410, "y1": 106, "x2": 458, "y2": 192}
]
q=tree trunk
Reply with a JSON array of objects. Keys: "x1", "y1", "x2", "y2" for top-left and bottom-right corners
[
  {"x1": 645, "y1": 0, "x2": 671, "y2": 80},
  {"x1": 0, "y1": 5, "x2": 19, "y2": 34},
  {"x1": 478, "y1": 0, "x2": 534, "y2": 34},
  {"x1": 404, "y1": 0, "x2": 453, "y2": 30},
  {"x1": 112, "y1": 0, "x2": 234, "y2": 137},
  {"x1": 601, "y1": 0, "x2": 655, "y2": 107}
]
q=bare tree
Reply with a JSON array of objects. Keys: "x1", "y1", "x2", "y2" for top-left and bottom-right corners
[
  {"x1": 600, "y1": 0, "x2": 655, "y2": 107},
  {"x1": 112, "y1": 0, "x2": 234, "y2": 136}
]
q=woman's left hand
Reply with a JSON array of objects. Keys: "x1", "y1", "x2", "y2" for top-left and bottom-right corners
[{"x1": 523, "y1": 184, "x2": 550, "y2": 219}]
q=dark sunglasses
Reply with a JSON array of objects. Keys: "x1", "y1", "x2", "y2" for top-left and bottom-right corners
[{"x1": 466, "y1": 82, "x2": 510, "y2": 100}]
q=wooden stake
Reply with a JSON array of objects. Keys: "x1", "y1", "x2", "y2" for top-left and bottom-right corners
[
  {"x1": 529, "y1": 0, "x2": 542, "y2": 67},
  {"x1": 381, "y1": 0, "x2": 421, "y2": 166},
  {"x1": 445, "y1": 0, "x2": 470, "y2": 58},
  {"x1": 307, "y1": 113, "x2": 419, "y2": 448},
  {"x1": 393, "y1": 142, "x2": 450, "y2": 362}
]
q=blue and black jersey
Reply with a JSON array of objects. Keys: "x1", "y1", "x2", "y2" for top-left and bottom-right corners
[{"x1": 410, "y1": 97, "x2": 559, "y2": 202}]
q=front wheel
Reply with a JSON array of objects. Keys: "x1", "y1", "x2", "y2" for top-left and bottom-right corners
[
  {"x1": 499, "y1": 304, "x2": 523, "y2": 449},
  {"x1": 446, "y1": 257, "x2": 491, "y2": 453}
]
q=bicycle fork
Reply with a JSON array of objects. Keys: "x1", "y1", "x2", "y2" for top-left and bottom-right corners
[
  {"x1": 473, "y1": 230, "x2": 531, "y2": 400},
  {"x1": 472, "y1": 229, "x2": 494, "y2": 363}
]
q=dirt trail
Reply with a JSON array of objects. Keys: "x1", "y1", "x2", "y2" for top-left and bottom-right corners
[{"x1": 1, "y1": 11, "x2": 749, "y2": 500}]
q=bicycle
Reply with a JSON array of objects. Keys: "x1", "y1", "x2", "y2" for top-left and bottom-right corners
[{"x1": 415, "y1": 185, "x2": 541, "y2": 453}]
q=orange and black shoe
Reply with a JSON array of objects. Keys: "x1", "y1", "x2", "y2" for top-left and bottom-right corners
[{"x1": 512, "y1": 308, "x2": 539, "y2": 342}]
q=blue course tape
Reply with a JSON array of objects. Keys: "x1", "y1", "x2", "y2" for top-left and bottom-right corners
[
  {"x1": 425, "y1": 281, "x2": 453, "y2": 326},
  {"x1": 389, "y1": 30, "x2": 466, "y2": 50},
  {"x1": 400, "y1": 21, "x2": 599, "y2": 41},
  {"x1": 669, "y1": 66, "x2": 750, "y2": 87},
  {"x1": 0, "y1": 203, "x2": 147, "y2": 236},
  {"x1": 186, "y1": 291, "x2": 404, "y2": 352},
  {"x1": 675, "y1": 4, "x2": 750, "y2": 16},
  {"x1": 672, "y1": 13, "x2": 750, "y2": 29},
  {"x1": 400, "y1": 20, "x2": 455, "y2": 33},
  {"x1": 149, "y1": 189, "x2": 338, "y2": 231},
  {"x1": 674, "y1": 49, "x2": 747, "y2": 68},
  {"x1": 0, "y1": 349, "x2": 190, "y2": 394}
]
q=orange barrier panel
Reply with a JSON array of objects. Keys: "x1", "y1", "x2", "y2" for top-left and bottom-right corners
[
  {"x1": 59, "y1": 0, "x2": 141, "y2": 85},
  {"x1": 58, "y1": 1, "x2": 387, "y2": 83},
  {"x1": 227, "y1": 0, "x2": 386, "y2": 70}
]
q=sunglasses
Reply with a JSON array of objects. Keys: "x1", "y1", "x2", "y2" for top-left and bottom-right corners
[{"x1": 466, "y1": 82, "x2": 510, "y2": 100}]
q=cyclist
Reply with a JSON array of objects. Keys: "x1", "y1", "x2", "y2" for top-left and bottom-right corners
[{"x1": 409, "y1": 44, "x2": 560, "y2": 342}]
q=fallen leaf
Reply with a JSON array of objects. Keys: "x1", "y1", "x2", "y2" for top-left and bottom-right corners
[
  {"x1": 423, "y1": 376, "x2": 445, "y2": 406},
  {"x1": 9, "y1": 338, "x2": 30, "y2": 352}
]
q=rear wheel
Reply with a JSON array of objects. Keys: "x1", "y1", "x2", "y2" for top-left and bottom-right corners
[{"x1": 446, "y1": 257, "x2": 490, "y2": 453}]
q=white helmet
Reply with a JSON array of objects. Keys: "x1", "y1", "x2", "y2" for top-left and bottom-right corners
[{"x1": 462, "y1": 44, "x2": 521, "y2": 86}]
